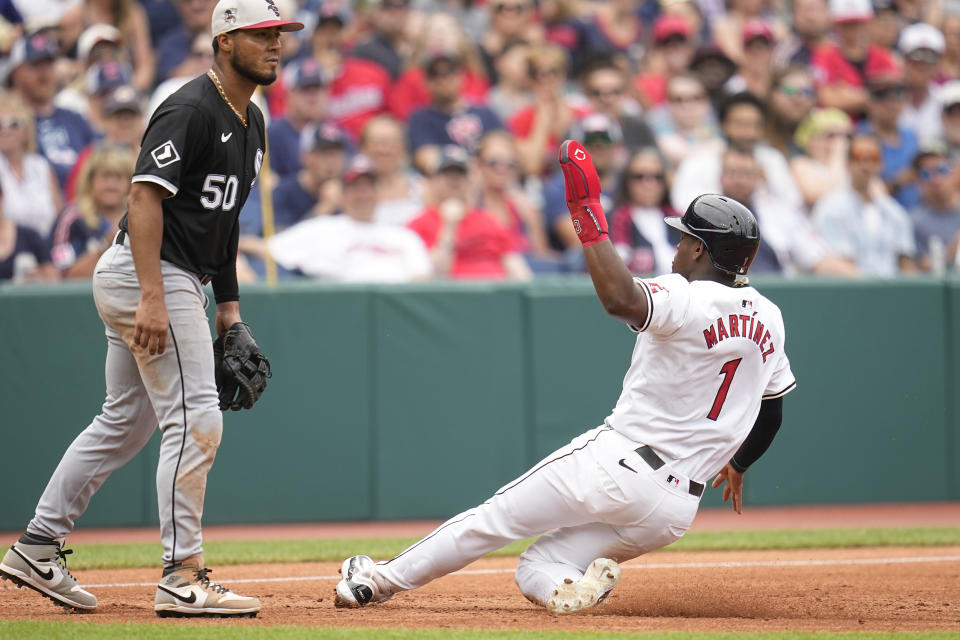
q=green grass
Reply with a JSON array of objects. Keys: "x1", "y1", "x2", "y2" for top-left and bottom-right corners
[
  {"x1": 62, "y1": 527, "x2": 960, "y2": 570},
  {"x1": 0, "y1": 623, "x2": 958, "y2": 640}
]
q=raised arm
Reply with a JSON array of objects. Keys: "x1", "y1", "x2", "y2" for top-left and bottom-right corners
[{"x1": 559, "y1": 140, "x2": 649, "y2": 327}]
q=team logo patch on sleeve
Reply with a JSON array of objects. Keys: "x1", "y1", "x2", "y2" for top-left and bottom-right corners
[{"x1": 151, "y1": 140, "x2": 181, "y2": 168}]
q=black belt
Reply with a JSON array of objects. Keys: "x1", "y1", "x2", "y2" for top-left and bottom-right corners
[
  {"x1": 114, "y1": 230, "x2": 212, "y2": 285},
  {"x1": 635, "y1": 445, "x2": 704, "y2": 497}
]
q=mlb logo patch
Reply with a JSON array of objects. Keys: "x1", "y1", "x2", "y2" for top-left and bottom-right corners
[{"x1": 151, "y1": 141, "x2": 180, "y2": 168}]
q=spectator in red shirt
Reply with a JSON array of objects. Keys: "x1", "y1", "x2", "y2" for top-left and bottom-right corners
[
  {"x1": 408, "y1": 145, "x2": 531, "y2": 280},
  {"x1": 811, "y1": 0, "x2": 899, "y2": 119},
  {"x1": 310, "y1": 5, "x2": 391, "y2": 142}
]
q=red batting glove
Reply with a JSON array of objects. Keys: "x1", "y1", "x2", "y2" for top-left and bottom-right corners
[{"x1": 558, "y1": 140, "x2": 608, "y2": 247}]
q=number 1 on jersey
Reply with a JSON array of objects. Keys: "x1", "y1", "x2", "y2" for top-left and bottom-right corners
[{"x1": 707, "y1": 358, "x2": 742, "y2": 421}]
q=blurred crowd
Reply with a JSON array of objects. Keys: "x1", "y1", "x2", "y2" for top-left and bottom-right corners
[{"x1": 1, "y1": 0, "x2": 960, "y2": 284}]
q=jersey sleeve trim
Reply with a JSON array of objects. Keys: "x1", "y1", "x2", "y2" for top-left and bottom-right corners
[
  {"x1": 763, "y1": 380, "x2": 797, "y2": 399},
  {"x1": 132, "y1": 174, "x2": 178, "y2": 196},
  {"x1": 634, "y1": 278, "x2": 654, "y2": 332}
]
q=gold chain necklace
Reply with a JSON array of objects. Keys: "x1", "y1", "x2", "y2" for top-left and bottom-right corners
[{"x1": 207, "y1": 68, "x2": 247, "y2": 127}]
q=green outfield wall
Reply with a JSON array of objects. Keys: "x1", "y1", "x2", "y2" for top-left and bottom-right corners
[{"x1": 0, "y1": 276, "x2": 956, "y2": 530}]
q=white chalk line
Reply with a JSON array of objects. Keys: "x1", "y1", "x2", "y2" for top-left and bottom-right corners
[{"x1": 79, "y1": 554, "x2": 960, "y2": 590}]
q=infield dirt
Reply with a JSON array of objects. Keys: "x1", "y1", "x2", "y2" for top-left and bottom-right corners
[{"x1": 1, "y1": 503, "x2": 958, "y2": 633}]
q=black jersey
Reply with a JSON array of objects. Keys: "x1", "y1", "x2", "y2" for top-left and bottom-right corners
[{"x1": 121, "y1": 73, "x2": 265, "y2": 302}]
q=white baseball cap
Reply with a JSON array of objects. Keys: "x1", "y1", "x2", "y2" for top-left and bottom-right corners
[
  {"x1": 829, "y1": 0, "x2": 873, "y2": 23},
  {"x1": 899, "y1": 23, "x2": 946, "y2": 57},
  {"x1": 211, "y1": 0, "x2": 304, "y2": 38},
  {"x1": 77, "y1": 24, "x2": 123, "y2": 63},
  {"x1": 940, "y1": 80, "x2": 960, "y2": 109}
]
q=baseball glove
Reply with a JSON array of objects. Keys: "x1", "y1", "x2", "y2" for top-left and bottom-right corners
[{"x1": 213, "y1": 322, "x2": 272, "y2": 411}]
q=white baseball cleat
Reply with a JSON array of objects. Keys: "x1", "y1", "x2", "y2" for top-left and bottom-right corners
[
  {"x1": 545, "y1": 557, "x2": 621, "y2": 614},
  {"x1": 154, "y1": 565, "x2": 260, "y2": 617},
  {"x1": 334, "y1": 554, "x2": 388, "y2": 608},
  {"x1": 0, "y1": 540, "x2": 97, "y2": 611}
]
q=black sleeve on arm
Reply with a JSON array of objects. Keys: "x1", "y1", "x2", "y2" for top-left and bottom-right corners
[
  {"x1": 212, "y1": 221, "x2": 240, "y2": 304},
  {"x1": 730, "y1": 396, "x2": 783, "y2": 473}
]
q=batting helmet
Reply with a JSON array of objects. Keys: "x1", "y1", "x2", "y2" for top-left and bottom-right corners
[{"x1": 665, "y1": 194, "x2": 760, "y2": 275}]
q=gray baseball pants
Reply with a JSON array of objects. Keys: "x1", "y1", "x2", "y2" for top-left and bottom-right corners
[{"x1": 27, "y1": 240, "x2": 222, "y2": 567}]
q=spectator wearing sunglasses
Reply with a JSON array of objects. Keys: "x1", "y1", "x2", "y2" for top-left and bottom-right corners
[
  {"x1": 509, "y1": 44, "x2": 588, "y2": 177},
  {"x1": 898, "y1": 23, "x2": 947, "y2": 147},
  {"x1": 6, "y1": 32, "x2": 97, "y2": 191},
  {"x1": 472, "y1": 131, "x2": 549, "y2": 264},
  {"x1": 609, "y1": 147, "x2": 680, "y2": 276},
  {"x1": 647, "y1": 74, "x2": 720, "y2": 169},
  {"x1": 790, "y1": 108, "x2": 853, "y2": 210},
  {"x1": 0, "y1": 90, "x2": 61, "y2": 238},
  {"x1": 910, "y1": 143, "x2": 960, "y2": 272},
  {"x1": 812, "y1": 133, "x2": 916, "y2": 276},
  {"x1": 578, "y1": 56, "x2": 656, "y2": 156},
  {"x1": 765, "y1": 65, "x2": 817, "y2": 157},
  {"x1": 858, "y1": 66, "x2": 920, "y2": 209}
]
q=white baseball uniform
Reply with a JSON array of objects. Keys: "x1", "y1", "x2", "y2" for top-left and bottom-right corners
[{"x1": 362, "y1": 273, "x2": 796, "y2": 606}]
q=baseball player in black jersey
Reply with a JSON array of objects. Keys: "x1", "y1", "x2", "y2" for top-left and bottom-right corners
[{"x1": 0, "y1": 0, "x2": 302, "y2": 618}]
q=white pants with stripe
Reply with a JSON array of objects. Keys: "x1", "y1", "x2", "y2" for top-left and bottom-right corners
[
  {"x1": 372, "y1": 425, "x2": 701, "y2": 606},
  {"x1": 28, "y1": 242, "x2": 221, "y2": 567}
]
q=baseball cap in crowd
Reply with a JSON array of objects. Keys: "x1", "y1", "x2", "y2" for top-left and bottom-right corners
[
  {"x1": 653, "y1": 15, "x2": 691, "y2": 44},
  {"x1": 211, "y1": 0, "x2": 304, "y2": 38},
  {"x1": 85, "y1": 61, "x2": 133, "y2": 96},
  {"x1": 316, "y1": 1, "x2": 349, "y2": 26},
  {"x1": 742, "y1": 19, "x2": 774, "y2": 45},
  {"x1": 343, "y1": 154, "x2": 377, "y2": 184},
  {"x1": 573, "y1": 113, "x2": 622, "y2": 146},
  {"x1": 913, "y1": 140, "x2": 950, "y2": 169},
  {"x1": 424, "y1": 51, "x2": 463, "y2": 78},
  {"x1": 940, "y1": 80, "x2": 960, "y2": 111},
  {"x1": 103, "y1": 85, "x2": 143, "y2": 116},
  {"x1": 284, "y1": 58, "x2": 327, "y2": 90},
  {"x1": 7, "y1": 32, "x2": 59, "y2": 72},
  {"x1": 302, "y1": 122, "x2": 348, "y2": 153},
  {"x1": 899, "y1": 23, "x2": 946, "y2": 63},
  {"x1": 829, "y1": 0, "x2": 874, "y2": 23},
  {"x1": 77, "y1": 23, "x2": 123, "y2": 64},
  {"x1": 435, "y1": 145, "x2": 469, "y2": 173},
  {"x1": 690, "y1": 44, "x2": 736, "y2": 71}
]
